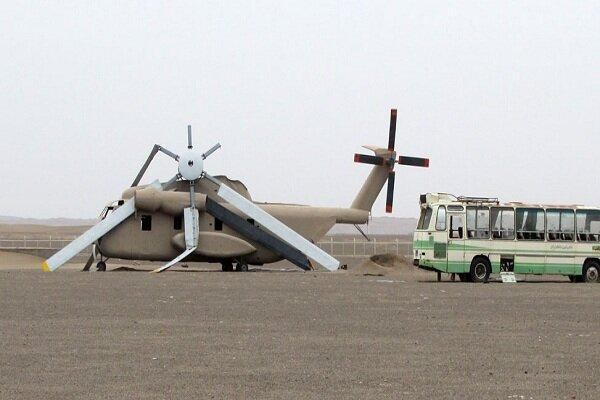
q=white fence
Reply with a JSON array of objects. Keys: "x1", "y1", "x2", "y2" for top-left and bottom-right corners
[
  {"x1": 317, "y1": 237, "x2": 412, "y2": 258},
  {"x1": 0, "y1": 236, "x2": 413, "y2": 258}
]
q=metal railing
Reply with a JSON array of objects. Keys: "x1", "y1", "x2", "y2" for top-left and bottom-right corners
[
  {"x1": 0, "y1": 237, "x2": 77, "y2": 250},
  {"x1": 0, "y1": 236, "x2": 413, "y2": 258},
  {"x1": 317, "y1": 237, "x2": 412, "y2": 258}
]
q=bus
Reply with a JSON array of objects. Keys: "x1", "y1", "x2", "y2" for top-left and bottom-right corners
[{"x1": 413, "y1": 193, "x2": 600, "y2": 283}]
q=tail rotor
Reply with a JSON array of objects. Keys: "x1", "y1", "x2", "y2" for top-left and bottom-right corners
[{"x1": 354, "y1": 109, "x2": 429, "y2": 213}]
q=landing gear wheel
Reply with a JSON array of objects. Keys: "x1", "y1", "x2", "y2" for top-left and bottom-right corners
[
  {"x1": 235, "y1": 263, "x2": 248, "y2": 272},
  {"x1": 96, "y1": 261, "x2": 106, "y2": 272},
  {"x1": 583, "y1": 261, "x2": 600, "y2": 283},
  {"x1": 469, "y1": 257, "x2": 491, "y2": 283},
  {"x1": 221, "y1": 262, "x2": 233, "y2": 272}
]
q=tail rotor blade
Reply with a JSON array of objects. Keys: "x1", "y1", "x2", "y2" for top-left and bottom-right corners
[
  {"x1": 385, "y1": 171, "x2": 395, "y2": 213},
  {"x1": 388, "y1": 109, "x2": 397, "y2": 151},
  {"x1": 354, "y1": 154, "x2": 385, "y2": 166},
  {"x1": 397, "y1": 156, "x2": 429, "y2": 167}
]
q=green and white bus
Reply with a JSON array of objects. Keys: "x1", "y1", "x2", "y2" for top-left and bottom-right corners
[{"x1": 413, "y1": 193, "x2": 600, "y2": 283}]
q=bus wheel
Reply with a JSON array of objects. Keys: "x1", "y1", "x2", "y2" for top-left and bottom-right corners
[
  {"x1": 583, "y1": 261, "x2": 600, "y2": 283},
  {"x1": 469, "y1": 257, "x2": 491, "y2": 283}
]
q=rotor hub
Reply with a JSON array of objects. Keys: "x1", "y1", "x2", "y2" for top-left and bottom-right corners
[{"x1": 178, "y1": 151, "x2": 204, "y2": 181}]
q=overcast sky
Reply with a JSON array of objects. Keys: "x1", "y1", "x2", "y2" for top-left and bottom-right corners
[{"x1": 1, "y1": 1, "x2": 598, "y2": 219}]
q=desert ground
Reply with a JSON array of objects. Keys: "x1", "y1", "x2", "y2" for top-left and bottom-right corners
[{"x1": 0, "y1": 252, "x2": 598, "y2": 399}]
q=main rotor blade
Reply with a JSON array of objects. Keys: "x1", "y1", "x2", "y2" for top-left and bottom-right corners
[
  {"x1": 397, "y1": 156, "x2": 429, "y2": 167},
  {"x1": 187, "y1": 125, "x2": 193, "y2": 149},
  {"x1": 151, "y1": 247, "x2": 197, "y2": 273},
  {"x1": 388, "y1": 109, "x2": 397, "y2": 151},
  {"x1": 354, "y1": 154, "x2": 385, "y2": 166},
  {"x1": 385, "y1": 171, "x2": 395, "y2": 213},
  {"x1": 152, "y1": 207, "x2": 199, "y2": 273},
  {"x1": 42, "y1": 180, "x2": 163, "y2": 272},
  {"x1": 205, "y1": 174, "x2": 340, "y2": 271},
  {"x1": 42, "y1": 198, "x2": 136, "y2": 272},
  {"x1": 205, "y1": 198, "x2": 312, "y2": 271}
]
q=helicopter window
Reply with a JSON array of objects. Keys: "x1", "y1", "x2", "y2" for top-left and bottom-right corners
[
  {"x1": 141, "y1": 215, "x2": 152, "y2": 231},
  {"x1": 215, "y1": 217, "x2": 223, "y2": 231},
  {"x1": 173, "y1": 215, "x2": 182, "y2": 230}
]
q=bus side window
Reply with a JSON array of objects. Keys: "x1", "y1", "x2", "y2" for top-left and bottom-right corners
[
  {"x1": 576, "y1": 210, "x2": 600, "y2": 242},
  {"x1": 449, "y1": 215, "x2": 463, "y2": 239},
  {"x1": 547, "y1": 209, "x2": 575, "y2": 241},
  {"x1": 466, "y1": 207, "x2": 490, "y2": 239},
  {"x1": 492, "y1": 208, "x2": 515, "y2": 240},
  {"x1": 516, "y1": 208, "x2": 545, "y2": 240}
]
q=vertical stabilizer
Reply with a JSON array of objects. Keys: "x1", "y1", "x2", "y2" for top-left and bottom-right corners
[{"x1": 351, "y1": 146, "x2": 392, "y2": 212}]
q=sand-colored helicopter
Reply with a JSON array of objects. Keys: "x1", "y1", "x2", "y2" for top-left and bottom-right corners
[{"x1": 42, "y1": 109, "x2": 429, "y2": 273}]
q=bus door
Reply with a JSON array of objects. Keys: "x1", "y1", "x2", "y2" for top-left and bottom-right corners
[
  {"x1": 447, "y1": 213, "x2": 465, "y2": 273},
  {"x1": 432, "y1": 206, "x2": 449, "y2": 272}
]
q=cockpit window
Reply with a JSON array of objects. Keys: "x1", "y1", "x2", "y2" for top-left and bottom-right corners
[{"x1": 435, "y1": 206, "x2": 447, "y2": 231}]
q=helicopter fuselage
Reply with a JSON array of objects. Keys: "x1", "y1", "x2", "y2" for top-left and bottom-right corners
[{"x1": 97, "y1": 199, "x2": 368, "y2": 266}]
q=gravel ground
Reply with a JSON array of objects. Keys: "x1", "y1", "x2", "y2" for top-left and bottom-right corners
[{"x1": 0, "y1": 265, "x2": 598, "y2": 399}]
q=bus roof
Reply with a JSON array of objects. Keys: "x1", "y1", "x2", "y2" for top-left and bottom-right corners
[{"x1": 419, "y1": 193, "x2": 600, "y2": 210}]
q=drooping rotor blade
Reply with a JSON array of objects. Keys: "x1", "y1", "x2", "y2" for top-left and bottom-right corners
[
  {"x1": 187, "y1": 125, "x2": 193, "y2": 149},
  {"x1": 388, "y1": 109, "x2": 397, "y2": 151},
  {"x1": 354, "y1": 154, "x2": 385, "y2": 166},
  {"x1": 385, "y1": 171, "x2": 395, "y2": 213},
  {"x1": 152, "y1": 207, "x2": 199, "y2": 273},
  {"x1": 205, "y1": 174, "x2": 340, "y2": 271},
  {"x1": 184, "y1": 207, "x2": 199, "y2": 249},
  {"x1": 205, "y1": 198, "x2": 312, "y2": 271},
  {"x1": 151, "y1": 247, "x2": 197, "y2": 274},
  {"x1": 397, "y1": 156, "x2": 429, "y2": 167},
  {"x1": 42, "y1": 198, "x2": 136, "y2": 272}
]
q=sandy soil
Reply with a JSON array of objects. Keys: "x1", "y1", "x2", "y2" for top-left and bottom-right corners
[
  {"x1": 0, "y1": 260, "x2": 598, "y2": 399},
  {"x1": 350, "y1": 254, "x2": 414, "y2": 276},
  {"x1": 0, "y1": 251, "x2": 46, "y2": 269}
]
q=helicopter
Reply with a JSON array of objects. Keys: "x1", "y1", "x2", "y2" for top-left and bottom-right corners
[{"x1": 42, "y1": 109, "x2": 429, "y2": 273}]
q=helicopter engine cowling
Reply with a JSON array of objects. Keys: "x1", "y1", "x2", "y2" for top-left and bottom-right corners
[{"x1": 134, "y1": 187, "x2": 207, "y2": 215}]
